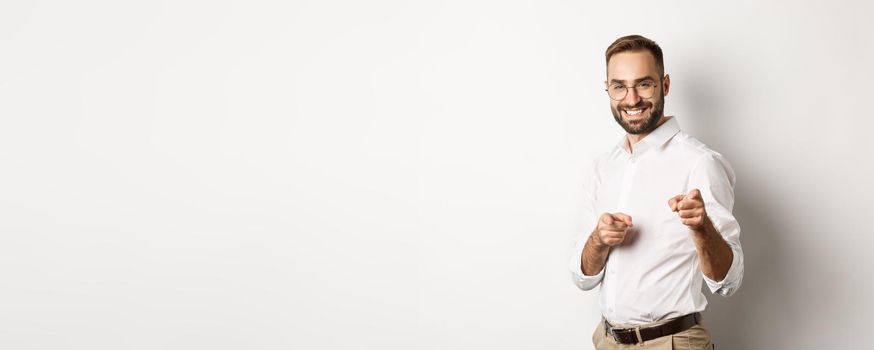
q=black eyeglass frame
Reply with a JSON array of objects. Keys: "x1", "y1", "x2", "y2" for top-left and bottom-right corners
[{"x1": 604, "y1": 77, "x2": 664, "y2": 101}]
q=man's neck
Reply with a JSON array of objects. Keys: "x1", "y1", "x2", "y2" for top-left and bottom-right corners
[{"x1": 625, "y1": 116, "x2": 670, "y2": 154}]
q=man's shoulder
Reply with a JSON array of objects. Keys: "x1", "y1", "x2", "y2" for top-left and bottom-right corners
[
  {"x1": 667, "y1": 131, "x2": 731, "y2": 163},
  {"x1": 669, "y1": 131, "x2": 736, "y2": 182}
]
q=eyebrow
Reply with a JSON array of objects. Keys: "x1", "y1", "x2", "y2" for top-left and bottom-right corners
[{"x1": 609, "y1": 76, "x2": 657, "y2": 85}]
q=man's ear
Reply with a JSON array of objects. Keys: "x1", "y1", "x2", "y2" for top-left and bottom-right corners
[{"x1": 662, "y1": 74, "x2": 671, "y2": 97}]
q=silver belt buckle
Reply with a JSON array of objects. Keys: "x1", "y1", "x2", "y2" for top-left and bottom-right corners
[
  {"x1": 604, "y1": 319, "x2": 619, "y2": 342},
  {"x1": 606, "y1": 320, "x2": 641, "y2": 344},
  {"x1": 609, "y1": 328, "x2": 623, "y2": 343}
]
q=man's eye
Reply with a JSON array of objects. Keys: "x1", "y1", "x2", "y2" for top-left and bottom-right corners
[
  {"x1": 638, "y1": 82, "x2": 654, "y2": 88},
  {"x1": 610, "y1": 85, "x2": 625, "y2": 91}
]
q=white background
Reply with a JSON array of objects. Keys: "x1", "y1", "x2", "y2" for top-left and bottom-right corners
[{"x1": 1, "y1": 1, "x2": 872, "y2": 349}]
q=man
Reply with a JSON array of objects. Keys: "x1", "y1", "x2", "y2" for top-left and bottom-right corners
[{"x1": 568, "y1": 35, "x2": 744, "y2": 349}]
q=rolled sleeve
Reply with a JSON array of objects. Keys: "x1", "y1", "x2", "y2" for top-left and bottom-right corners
[
  {"x1": 688, "y1": 153, "x2": 745, "y2": 297},
  {"x1": 568, "y1": 236, "x2": 605, "y2": 291},
  {"x1": 702, "y1": 241, "x2": 744, "y2": 296},
  {"x1": 568, "y1": 158, "x2": 603, "y2": 291}
]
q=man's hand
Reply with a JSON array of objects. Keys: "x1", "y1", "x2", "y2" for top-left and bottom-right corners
[
  {"x1": 668, "y1": 189, "x2": 708, "y2": 231},
  {"x1": 667, "y1": 188, "x2": 734, "y2": 282},
  {"x1": 581, "y1": 212, "x2": 632, "y2": 276},
  {"x1": 592, "y1": 212, "x2": 633, "y2": 247}
]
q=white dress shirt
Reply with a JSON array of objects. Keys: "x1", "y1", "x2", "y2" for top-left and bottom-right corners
[{"x1": 568, "y1": 116, "x2": 744, "y2": 325}]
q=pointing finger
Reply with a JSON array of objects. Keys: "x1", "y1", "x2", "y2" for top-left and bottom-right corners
[
  {"x1": 605, "y1": 220, "x2": 629, "y2": 231},
  {"x1": 668, "y1": 194, "x2": 684, "y2": 212},
  {"x1": 687, "y1": 188, "x2": 702, "y2": 200},
  {"x1": 611, "y1": 213, "x2": 633, "y2": 227}
]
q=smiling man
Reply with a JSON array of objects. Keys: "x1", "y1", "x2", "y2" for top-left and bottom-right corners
[{"x1": 569, "y1": 35, "x2": 744, "y2": 349}]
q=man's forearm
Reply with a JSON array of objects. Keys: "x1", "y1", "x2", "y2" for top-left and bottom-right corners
[
  {"x1": 691, "y1": 216, "x2": 734, "y2": 281},
  {"x1": 581, "y1": 231, "x2": 611, "y2": 276}
]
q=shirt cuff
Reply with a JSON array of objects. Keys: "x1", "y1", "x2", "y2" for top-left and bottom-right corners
[{"x1": 571, "y1": 258, "x2": 605, "y2": 291}]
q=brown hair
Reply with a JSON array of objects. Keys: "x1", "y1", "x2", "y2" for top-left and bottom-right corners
[{"x1": 605, "y1": 35, "x2": 664, "y2": 76}]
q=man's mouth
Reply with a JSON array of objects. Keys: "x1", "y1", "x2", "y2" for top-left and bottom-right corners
[{"x1": 622, "y1": 107, "x2": 648, "y2": 119}]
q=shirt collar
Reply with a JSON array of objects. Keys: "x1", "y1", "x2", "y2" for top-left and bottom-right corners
[{"x1": 616, "y1": 116, "x2": 681, "y2": 155}]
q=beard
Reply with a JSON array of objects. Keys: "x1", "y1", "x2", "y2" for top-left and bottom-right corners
[{"x1": 610, "y1": 92, "x2": 665, "y2": 135}]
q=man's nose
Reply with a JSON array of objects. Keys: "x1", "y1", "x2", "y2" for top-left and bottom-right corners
[{"x1": 623, "y1": 87, "x2": 641, "y2": 105}]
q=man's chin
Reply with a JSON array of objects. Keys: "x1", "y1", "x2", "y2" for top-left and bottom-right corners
[
  {"x1": 621, "y1": 115, "x2": 659, "y2": 134},
  {"x1": 624, "y1": 126, "x2": 647, "y2": 135},
  {"x1": 622, "y1": 117, "x2": 647, "y2": 133}
]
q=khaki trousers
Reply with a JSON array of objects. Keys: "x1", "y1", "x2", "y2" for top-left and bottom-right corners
[{"x1": 591, "y1": 314, "x2": 714, "y2": 350}]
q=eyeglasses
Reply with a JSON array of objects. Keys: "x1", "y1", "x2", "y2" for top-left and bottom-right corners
[{"x1": 605, "y1": 80, "x2": 659, "y2": 101}]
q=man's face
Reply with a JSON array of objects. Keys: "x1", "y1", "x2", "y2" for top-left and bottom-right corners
[{"x1": 605, "y1": 51, "x2": 669, "y2": 135}]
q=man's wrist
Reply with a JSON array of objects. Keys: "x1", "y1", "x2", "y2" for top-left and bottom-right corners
[
  {"x1": 589, "y1": 231, "x2": 609, "y2": 251},
  {"x1": 691, "y1": 215, "x2": 717, "y2": 241}
]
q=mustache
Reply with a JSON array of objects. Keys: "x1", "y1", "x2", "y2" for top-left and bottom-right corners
[{"x1": 617, "y1": 101, "x2": 652, "y2": 110}]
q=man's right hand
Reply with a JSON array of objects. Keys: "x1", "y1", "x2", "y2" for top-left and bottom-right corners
[
  {"x1": 592, "y1": 212, "x2": 633, "y2": 248},
  {"x1": 581, "y1": 212, "x2": 633, "y2": 276}
]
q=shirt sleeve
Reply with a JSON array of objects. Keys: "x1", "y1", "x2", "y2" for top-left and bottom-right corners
[
  {"x1": 687, "y1": 152, "x2": 744, "y2": 297},
  {"x1": 568, "y1": 159, "x2": 604, "y2": 291}
]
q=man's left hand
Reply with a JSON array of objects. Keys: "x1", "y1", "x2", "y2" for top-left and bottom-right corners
[{"x1": 668, "y1": 189, "x2": 708, "y2": 231}]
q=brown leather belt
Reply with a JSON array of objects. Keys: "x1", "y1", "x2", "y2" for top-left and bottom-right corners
[{"x1": 605, "y1": 312, "x2": 699, "y2": 345}]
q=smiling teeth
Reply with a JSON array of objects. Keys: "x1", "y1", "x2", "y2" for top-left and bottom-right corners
[{"x1": 626, "y1": 109, "x2": 642, "y2": 115}]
